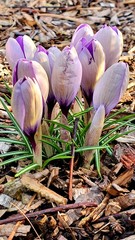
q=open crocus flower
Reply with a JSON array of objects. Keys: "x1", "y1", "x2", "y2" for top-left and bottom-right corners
[
  {"x1": 93, "y1": 62, "x2": 129, "y2": 115},
  {"x1": 11, "y1": 77, "x2": 43, "y2": 149},
  {"x1": 79, "y1": 39, "x2": 105, "y2": 105},
  {"x1": 6, "y1": 35, "x2": 36, "y2": 69},
  {"x1": 71, "y1": 23, "x2": 94, "y2": 50},
  {"x1": 94, "y1": 25, "x2": 123, "y2": 69},
  {"x1": 13, "y1": 59, "x2": 49, "y2": 111},
  {"x1": 51, "y1": 46, "x2": 82, "y2": 116}
]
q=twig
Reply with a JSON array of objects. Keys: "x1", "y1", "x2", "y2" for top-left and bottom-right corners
[
  {"x1": 95, "y1": 209, "x2": 135, "y2": 223},
  {"x1": 0, "y1": 202, "x2": 97, "y2": 225},
  {"x1": 69, "y1": 118, "x2": 79, "y2": 201},
  {"x1": 37, "y1": 13, "x2": 93, "y2": 25}
]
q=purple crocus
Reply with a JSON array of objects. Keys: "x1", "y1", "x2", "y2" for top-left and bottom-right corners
[
  {"x1": 51, "y1": 46, "x2": 82, "y2": 116},
  {"x1": 79, "y1": 39, "x2": 105, "y2": 105},
  {"x1": 48, "y1": 46, "x2": 61, "y2": 71},
  {"x1": 33, "y1": 45, "x2": 51, "y2": 80},
  {"x1": 71, "y1": 24, "x2": 94, "y2": 50},
  {"x1": 83, "y1": 62, "x2": 129, "y2": 168},
  {"x1": 93, "y1": 62, "x2": 129, "y2": 115},
  {"x1": 11, "y1": 77, "x2": 43, "y2": 149},
  {"x1": 33, "y1": 45, "x2": 61, "y2": 119},
  {"x1": 84, "y1": 105, "x2": 105, "y2": 168},
  {"x1": 6, "y1": 35, "x2": 36, "y2": 69},
  {"x1": 94, "y1": 25, "x2": 123, "y2": 69},
  {"x1": 13, "y1": 59, "x2": 49, "y2": 111}
]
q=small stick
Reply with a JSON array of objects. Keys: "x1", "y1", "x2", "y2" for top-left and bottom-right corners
[
  {"x1": 0, "y1": 202, "x2": 97, "y2": 225},
  {"x1": 69, "y1": 118, "x2": 79, "y2": 200},
  {"x1": 95, "y1": 209, "x2": 135, "y2": 223}
]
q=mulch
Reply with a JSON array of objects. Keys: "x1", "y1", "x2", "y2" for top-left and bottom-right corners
[{"x1": 0, "y1": 0, "x2": 135, "y2": 239}]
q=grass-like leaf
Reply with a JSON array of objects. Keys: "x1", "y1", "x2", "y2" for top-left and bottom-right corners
[
  {"x1": 15, "y1": 163, "x2": 39, "y2": 177},
  {"x1": 95, "y1": 148, "x2": 101, "y2": 178},
  {"x1": 0, "y1": 154, "x2": 33, "y2": 167},
  {"x1": 42, "y1": 139, "x2": 62, "y2": 153},
  {"x1": 46, "y1": 119, "x2": 73, "y2": 132},
  {"x1": 0, "y1": 130, "x2": 18, "y2": 134},
  {"x1": 3, "y1": 80, "x2": 12, "y2": 94},
  {"x1": 0, "y1": 97, "x2": 32, "y2": 154},
  {"x1": 101, "y1": 117, "x2": 135, "y2": 145},
  {"x1": 0, "y1": 137, "x2": 26, "y2": 145},
  {"x1": 0, "y1": 150, "x2": 31, "y2": 158}
]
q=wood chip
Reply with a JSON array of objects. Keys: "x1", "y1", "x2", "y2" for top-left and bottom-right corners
[{"x1": 21, "y1": 174, "x2": 67, "y2": 205}]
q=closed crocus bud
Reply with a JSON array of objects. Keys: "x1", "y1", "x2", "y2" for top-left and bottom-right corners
[
  {"x1": 6, "y1": 35, "x2": 36, "y2": 69},
  {"x1": 79, "y1": 39, "x2": 105, "y2": 105},
  {"x1": 34, "y1": 46, "x2": 61, "y2": 119},
  {"x1": 94, "y1": 25, "x2": 123, "y2": 69},
  {"x1": 93, "y1": 62, "x2": 129, "y2": 115},
  {"x1": 48, "y1": 46, "x2": 61, "y2": 71},
  {"x1": 71, "y1": 24, "x2": 94, "y2": 49},
  {"x1": 11, "y1": 77, "x2": 43, "y2": 148},
  {"x1": 84, "y1": 105, "x2": 105, "y2": 168},
  {"x1": 33, "y1": 45, "x2": 51, "y2": 80},
  {"x1": 51, "y1": 46, "x2": 82, "y2": 116},
  {"x1": 13, "y1": 59, "x2": 49, "y2": 109}
]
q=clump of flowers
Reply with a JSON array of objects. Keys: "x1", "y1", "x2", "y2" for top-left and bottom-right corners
[{"x1": 5, "y1": 23, "x2": 129, "y2": 169}]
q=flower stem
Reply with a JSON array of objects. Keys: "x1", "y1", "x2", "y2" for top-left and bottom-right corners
[{"x1": 33, "y1": 124, "x2": 42, "y2": 167}]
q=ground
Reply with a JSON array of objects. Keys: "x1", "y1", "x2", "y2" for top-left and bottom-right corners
[{"x1": 0, "y1": 0, "x2": 135, "y2": 239}]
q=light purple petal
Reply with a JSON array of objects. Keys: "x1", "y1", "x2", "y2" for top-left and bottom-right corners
[
  {"x1": 16, "y1": 36, "x2": 25, "y2": 56},
  {"x1": 13, "y1": 59, "x2": 49, "y2": 103},
  {"x1": 79, "y1": 39, "x2": 105, "y2": 104},
  {"x1": 85, "y1": 105, "x2": 105, "y2": 146},
  {"x1": 33, "y1": 50, "x2": 51, "y2": 80},
  {"x1": 21, "y1": 77, "x2": 43, "y2": 136},
  {"x1": 51, "y1": 46, "x2": 82, "y2": 115},
  {"x1": 71, "y1": 23, "x2": 94, "y2": 48},
  {"x1": 12, "y1": 77, "x2": 43, "y2": 137},
  {"x1": 11, "y1": 79, "x2": 25, "y2": 130},
  {"x1": 93, "y1": 62, "x2": 129, "y2": 115},
  {"x1": 48, "y1": 46, "x2": 61, "y2": 71},
  {"x1": 37, "y1": 45, "x2": 48, "y2": 54},
  {"x1": 84, "y1": 105, "x2": 105, "y2": 167},
  {"x1": 6, "y1": 38, "x2": 24, "y2": 69},
  {"x1": 22, "y1": 35, "x2": 36, "y2": 60},
  {"x1": 94, "y1": 26, "x2": 123, "y2": 69}
]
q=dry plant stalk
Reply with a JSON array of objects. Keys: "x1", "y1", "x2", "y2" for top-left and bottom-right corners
[{"x1": 21, "y1": 174, "x2": 67, "y2": 205}]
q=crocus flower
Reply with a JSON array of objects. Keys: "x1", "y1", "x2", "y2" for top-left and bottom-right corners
[
  {"x1": 13, "y1": 59, "x2": 49, "y2": 110},
  {"x1": 93, "y1": 62, "x2": 129, "y2": 115},
  {"x1": 84, "y1": 105, "x2": 105, "y2": 168},
  {"x1": 11, "y1": 77, "x2": 43, "y2": 149},
  {"x1": 79, "y1": 39, "x2": 105, "y2": 105},
  {"x1": 71, "y1": 23, "x2": 94, "y2": 51},
  {"x1": 33, "y1": 45, "x2": 51, "y2": 80},
  {"x1": 48, "y1": 46, "x2": 61, "y2": 71},
  {"x1": 83, "y1": 62, "x2": 129, "y2": 168},
  {"x1": 6, "y1": 35, "x2": 36, "y2": 69},
  {"x1": 94, "y1": 25, "x2": 123, "y2": 69},
  {"x1": 51, "y1": 46, "x2": 82, "y2": 116},
  {"x1": 33, "y1": 45, "x2": 61, "y2": 119}
]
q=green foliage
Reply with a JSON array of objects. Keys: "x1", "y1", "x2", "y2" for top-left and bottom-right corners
[{"x1": 0, "y1": 95, "x2": 135, "y2": 177}]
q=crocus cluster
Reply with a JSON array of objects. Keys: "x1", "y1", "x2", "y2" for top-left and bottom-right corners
[{"x1": 6, "y1": 23, "x2": 129, "y2": 168}]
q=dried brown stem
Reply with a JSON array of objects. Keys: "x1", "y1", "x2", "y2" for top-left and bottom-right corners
[{"x1": 0, "y1": 202, "x2": 97, "y2": 225}]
